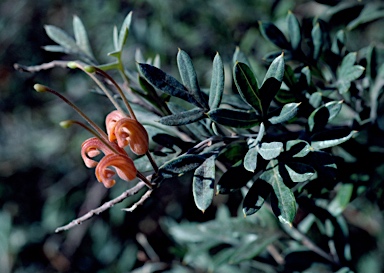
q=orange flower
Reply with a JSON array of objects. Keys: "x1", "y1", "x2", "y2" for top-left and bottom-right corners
[
  {"x1": 105, "y1": 110, "x2": 149, "y2": 155},
  {"x1": 81, "y1": 137, "x2": 137, "y2": 188}
]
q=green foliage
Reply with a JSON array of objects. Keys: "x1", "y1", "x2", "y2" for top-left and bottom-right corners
[{"x1": 9, "y1": 0, "x2": 384, "y2": 272}]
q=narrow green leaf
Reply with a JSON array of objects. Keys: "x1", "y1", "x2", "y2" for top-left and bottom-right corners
[
  {"x1": 42, "y1": 45, "x2": 67, "y2": 53},
  {"x1": 113, "y1": 25, "x2": 119, "y2": 51},
  {"x1": 287, "y1": 11, "x2": 301, "y2": 51},
  {"x1": 118, "y1": 11, "x2": 132, "y2": 50},
  {"x1": 262, "y1": 53, "x2": 285, "y2": 85},
  {"x1": 44, "y1": 25, "x2": 81, "y2": 53},
  {"x1": 242, "y1": 179, "x2": 272, "y2": 216},
  {"x1": 260, "y1": 160, "x2": 296, "y2": 225},
  {"x1": 258, "y1": 142, "x2": 283, "y2": 160},
  {"x1": 209, "y1": 53, "x2": 224, "y2": 109},
  {"x1": 347, "y1": 4, "x2": 384, "y2": 31},
  {"x1": 138, "y1": 63, "x2": 200, "y2": 107},
  {"x1": 159, "y1": 154, "x2": 206, "y2": 178},
  {"x1": 97, "y1": 62, "x2": 119, "y2": 71},
  {"x1": 259, "y1": 21, "x2": 291, "y2": 49},
  {"x1": 193, "y1": 156, "x2": 216, "y2": 212},
  {"x1": 311, "y1": 22, "x2": 322, "y2": 60},
  {"x1": 208, "y1": 108, "x2": 261, "y2": 128},
  {"x1": 311, "y1": 131, "x2": 357, "y2": 150},
  {"x1": 256, "y1": 122, "x2": 265, "y2": 144},
  {"x1": 285, "y1": 163, "x2": 315, "y2": 182},
  {"x1": 234, "y1": 62, "x2": 261, "y2": 114},
  {"x1": 177, "y1": 49, "x2": 208, "y2": 109},
  {"x1": 244, "y1": 147, "x2": 258, "y2": 172},
  {"x1": 158, "y1": 108, "x2": 205, "y2": 126},
  {"x1": 286, "y1": 140, "x2": 311, "y2": 158},
  {"x1": 73, "y1": 15, "x2": 94, "y2": 59},
  {"x1": 268, "y1": 102, "x2": 301, "y2": 124}
]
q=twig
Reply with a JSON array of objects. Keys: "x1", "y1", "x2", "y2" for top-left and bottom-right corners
[
  {"x1": 121, "y1": 189, "x2": 153, "y2": 212},
  {"x1": 55, "y1": 181, "x2": 147, "y2": 233},
  {"x1": 14, "y1": 60, "x2": 70, "y2": 72}
]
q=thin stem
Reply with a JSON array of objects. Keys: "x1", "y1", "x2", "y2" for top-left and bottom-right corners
[
  {"x1": 70, "y1": 62, "x2": 127, "y2": 115},
  {"x1": 36, "y1": 85, "x2": 109, "y2": 141},
  {"x1": 93, "y1": 67, "x2": 137, "y2": 120},
  {"x1": 62, "y1": 120, "x2": 123, "y2": 156},
  {"x1": 145, "y1": 151, "x2": 159, "y2": 174},
  {"x1": 136, "y1": 171, "x2": 153, "y2": 189}
]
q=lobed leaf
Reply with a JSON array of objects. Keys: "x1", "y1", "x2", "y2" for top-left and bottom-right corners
[
  {"x1": 209, "y1": 53, "x2": 224, "y2": 109},
  {"x1": 207, "y1": 108, "x2": 261, "y2": 128},
  {"x1": 193, "y1": 156, "x2": 216, "y2": 212},
  {"x1": 158, "y1": 108, "x2": 205, "y2": 126},
  {"x1": 177, "y1": 49, "x2": 208, "y2": 109},
  {"x1": 268, "y1": 102, "x2": 301, "y2": 124}
]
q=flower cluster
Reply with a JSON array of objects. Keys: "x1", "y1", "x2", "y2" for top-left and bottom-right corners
[{"x1": 81, "y1": 110, "x2": 149, "y2": 188}]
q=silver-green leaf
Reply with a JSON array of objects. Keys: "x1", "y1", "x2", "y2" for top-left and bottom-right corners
[
  {"x1": 258, "y1": 142, "x2": 283, "y2": 160},
  {"x1": 193, "y1": 156, "x2": 216, "y2": 212}
]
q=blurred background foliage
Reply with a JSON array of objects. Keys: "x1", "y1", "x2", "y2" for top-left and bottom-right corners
[{"x1": 2, "y1": 0, "x2": 384, "y2": 272}]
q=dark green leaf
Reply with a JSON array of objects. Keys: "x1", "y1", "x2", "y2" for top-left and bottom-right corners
[
  {"x1": 258, "y1": 142, "x2": 283, "y2": 160},
  {"x1": 138, "y1": 63, "x2": 200, "y2": 107},
  {"x1": 308, "y1": 100, "x2": 343, "y2": 132},
  {"x1": 242, "y1": 179, "x2": 272, "y2": 216},
  {"x1": 260, "y1": 161, "x2": 296, "y2": 225},
  {"x1": 209, "y1": 53, "x2": 224, "y2": 109},
  {"x1": 73, "y1": 15, "x2": 94, "y2": 59},
  {"x1": 286, "y1": 140, "x2": 311, "y2": 158},
  {"x1": 233, "y1": 62, "x2": 261, "y2": 114},
  {"x1": 193, "y1": 156, "x2": 216, "y2": 212},
  {"x1": 260, "y1": 54, "x2": 285, "y2": 114},
  {"x1": 328, "y1": 183, "x2": 353, "y2": 216},
  {"x1": 259, "y1": 21, "x2": 291, "y2": 50},
  {"x1": 158, "y1": 108, "x2": 205, "y2": 126},
  {"x1": 177, "y1": 49, "x2": 208, "y2": 109},
  {"x1": 268, "y1": 102, "x2": 301, "y2": 124},
  {"x1": 285, "y1": 162, "x2": 315, "y2": 182},
  {"x1": 287, "y1": 11, "x2": 301, "y2": 51},
  {"x1": 159, "y1": 154, "x2": 206, "y2": 178},
  {"x1": 217, "y1": 161, "x2": 254, "y2": 194},
  {"x1": 311, "y1": 131, "x2": 357, "y2": 150},
  {"x1": 208, "y1": 108, "x2": 261, "y2": 128},
  {"x1": 311, "y1": 22, "x2": 322, "y2": 60}
]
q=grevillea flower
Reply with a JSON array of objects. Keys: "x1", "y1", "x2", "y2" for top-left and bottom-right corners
[
  {"x1": 105, "y1": 110, "x2": 149, "y2": 155},
  {"x1": 81, "y1": 137, "x2": 137, "y2": 188}
]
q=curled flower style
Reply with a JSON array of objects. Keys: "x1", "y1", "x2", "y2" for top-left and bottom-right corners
[
  {"x1": 81, "y1": 137, "x2": 136, "y2": 188},
  {"x1": 114, "y1": 118, "x2": 149, "y2": 155},
  {"x1": 105, "y1": 110, "x2": 149, "y2": 155},
  {"x1": 95, "y1": 154, "x2": 137, "y2": 188}
]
